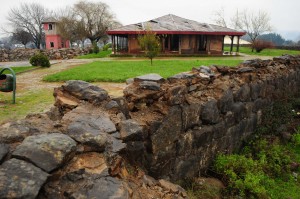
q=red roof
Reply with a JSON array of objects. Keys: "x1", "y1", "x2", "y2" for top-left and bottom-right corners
[{"x1": 107, "y1": 14, "x2": 245, "y2": 36}]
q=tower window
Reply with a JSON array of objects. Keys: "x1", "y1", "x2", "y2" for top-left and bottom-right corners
[
  {"x1": 49, "y1": 24, "x2": 53, "y2": 30},
  {"x1": 50, "y1": 42, "x2": 54, "y2": 48}
]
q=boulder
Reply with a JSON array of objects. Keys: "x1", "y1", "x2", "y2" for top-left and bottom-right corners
[
  {"x1": 139, "y1": 81, "x2": 161, "y2": 91},
  {"x1": 12, "y1": 133, "x2": 77, "y2": 172},
  {"x1": 201, "y1": 99, "x2": 220, "y2": 124},
  {"x1": 134, "y1": 73, "x2": 164, "y2": 82},
  {"x1": 0, "y1": 158, "x2": 48, "y2": 199},
  {"x1": 0, "y1": 143, "x2": 9, "y2": 162},
  {"x1": 0, "y1": 121, "x2": 30, "y2": 143},
  {"x1": 63, "y1": 80, "x2": 108, "y2": 104},
  {"x1": 67, "y1": 118, "x2": 111, "y2": 152},
  {"x1": 119, "y1": 119, "x2": 145, "y2": 141}
]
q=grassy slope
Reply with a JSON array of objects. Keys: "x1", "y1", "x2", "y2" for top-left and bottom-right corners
[
  {"x1": 0, "y1": 88, "x2": 54, "y2": 124},
  {"x1": 1, "y1": 66, "x2": 35, "y2": 74},
  {"x1": 225, "y1": 46, "x2": 300, "y2": 56},
  {"x1": 43, "y1": 59, "x2": 242, "y2": 82}
]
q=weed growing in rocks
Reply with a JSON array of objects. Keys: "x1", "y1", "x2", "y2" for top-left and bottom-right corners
[{"x1": 213, "y1": 99, "x2": 300, "y2": 199}]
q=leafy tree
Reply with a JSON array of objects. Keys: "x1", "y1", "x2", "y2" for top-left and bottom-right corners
[
  {"x1": 6, "y1": 3, "x2": 48, "y2": 49},
  {"x1": 11, "y1": 28, "x2": 33, "y2": 48},
  {"x1": 138, "y1": 28, "x2": 161, "y2": 65}
]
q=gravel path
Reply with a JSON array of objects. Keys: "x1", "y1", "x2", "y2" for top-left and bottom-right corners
[{"x1": 15, "y1": 59, "x2": 126, "y2": 97}]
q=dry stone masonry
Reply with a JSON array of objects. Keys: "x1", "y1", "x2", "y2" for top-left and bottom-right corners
[
  {"x1": 0, "y1": 55, "x2": 300, "y2": 198},
  {"x1": 0, "y1": 48, "x2": 90, "y2": 62}
]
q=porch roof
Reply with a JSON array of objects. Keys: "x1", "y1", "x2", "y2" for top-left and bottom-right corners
[{"x1": 107, "y1": 14, "x2": 245, "y2": 36}]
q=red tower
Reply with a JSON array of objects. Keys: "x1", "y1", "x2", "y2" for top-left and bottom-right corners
[{"x1": 42, "y1": 18, "x2": 70, "y2": 49}]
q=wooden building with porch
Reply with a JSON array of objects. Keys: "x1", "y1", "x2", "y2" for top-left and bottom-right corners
[{"x1": 107, "y1": 14, "x2": 246, "y2": 55}]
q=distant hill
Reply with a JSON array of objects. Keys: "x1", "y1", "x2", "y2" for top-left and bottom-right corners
[{"x1": 278, "y1": 31, "x2": 300, "y2": 42}]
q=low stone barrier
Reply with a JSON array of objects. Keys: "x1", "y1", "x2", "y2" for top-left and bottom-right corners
[
  {"x1": 0, "y1": 55, "x2": 300, "y2": 198},
  {"x1": 0, "y1": 48, "x2": 90, "y2": 62}
]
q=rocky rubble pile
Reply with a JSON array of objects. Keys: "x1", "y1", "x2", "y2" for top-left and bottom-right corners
[
  {"x1": 0, "y1": 48, "x2": 90, "y2": 62},
  {"x1": 1, "y1": 54, "x2": 300, "y2": 198},
  {"x1": 0, "y1": 80, "x2": 187, "y2": 199}
]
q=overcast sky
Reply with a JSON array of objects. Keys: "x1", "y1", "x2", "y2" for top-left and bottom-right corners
[{"x1": 1, "y1": 0, "x2": 300, "y2": 40}]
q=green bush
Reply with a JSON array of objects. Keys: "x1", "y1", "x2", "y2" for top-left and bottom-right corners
[
  {"x1": 29, "y1": 53, "x2": 50, "y2": 67},
  {"x1": 102, "y1": 43, "x2": 112, "y2": 51},
  {"x1": 92, "y1": 42, "x2": 99, "y2": 54}
]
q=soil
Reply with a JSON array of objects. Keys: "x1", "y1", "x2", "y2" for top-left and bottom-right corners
[{"x1": 15, "y1": 59, "x2": 126, "y2": 95}]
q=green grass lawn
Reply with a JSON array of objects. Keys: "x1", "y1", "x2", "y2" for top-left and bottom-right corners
[
  {"x1": 1, "y1": 66, "x2": 36, "y2": 74},
  {"x1": 224, "y1": 46, "x2": 300, "y2": 56},
  {"x1": 76, "y1": 50, "x2": 112, "y2": 59},
  {"x1": 0, "y1": 88, "x2": 54, "y2": 124},
  {"x1": 43, "y1": 59, "x2": 242, "y2": 82}
]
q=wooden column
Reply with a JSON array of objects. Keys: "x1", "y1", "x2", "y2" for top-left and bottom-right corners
[
  {"x1": 236, "y1": 36, "x2": 240, "y2": 54},
  {"x1": 112, "y1": 35, "x2": 116, "y2": 55},
  {"x1": 116, "y1": 35, "x2": 119, "y2": 52},
  {"x1": 222, "y1": 35, "x2": 225, "y2": 52},
  {"x1": 179, "y1": 35, "x2": 181, "y2": 54},
  {"x1": 230, "y1": 36, "x2": 234, "y2": 55}
]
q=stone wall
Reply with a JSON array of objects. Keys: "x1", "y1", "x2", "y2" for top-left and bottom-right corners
[
  {"x1": 0, "y1": 55, "x2": 300, "y2": 198},
  {"x1": 0, "y1": 48, "x2": 90, "y2": 62},
  {"x1": 121, "y1": 55, "x2": 300, "y2": 180}
]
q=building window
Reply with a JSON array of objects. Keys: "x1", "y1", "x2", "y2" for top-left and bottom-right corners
[
  {"x1": 49, "y1": 24, "x2": 53, "y2": 30},
  {"x1": 50, "y1": 42, "x2": 54, "y2": 48},
  {"x1": 61, "y1": 42, "x2": 64, "y2": 48}
]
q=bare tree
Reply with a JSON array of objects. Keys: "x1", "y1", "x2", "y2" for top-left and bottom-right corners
[
  {"x1": 213, "y1": 7, "x2": 228, "y2": 28},
  {"x1": 213, "y1": 8, "x2": 272, "y2": 52},
  {"x1": 6, "y1": 3, "x2": 48, "y2": 49},
  {"x1": 233, "y1": 9, "x2": 272, "y2": 51},
  {"x1": 72, "y1": 1, "x2": 121, "y2": 43},
  {"x1": 11, "y1": 28, "x2": 33, "y2": 48}
]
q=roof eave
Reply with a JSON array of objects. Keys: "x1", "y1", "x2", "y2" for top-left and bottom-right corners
[{"x1": 107, "y1": 30, "x2": 246, "y2": 36}]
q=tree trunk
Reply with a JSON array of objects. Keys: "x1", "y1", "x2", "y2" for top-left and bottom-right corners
[{"x1": 150, "y1": 58, "x2": 153, "y2": 66}]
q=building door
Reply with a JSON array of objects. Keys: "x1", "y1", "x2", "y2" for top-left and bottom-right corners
[
  {"x1": 170, "y1": 35, "x2": 179, "y2": 51},
  {"x1": 198, "y1": 35, "x2": 207, "y2": 51}
]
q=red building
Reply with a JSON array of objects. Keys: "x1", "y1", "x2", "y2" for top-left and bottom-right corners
[
  {"x1": 107, "y1": 14, "x2": 246, "y2": 55},
  {"x1": 42, "y1": 18, "x2": 70, "y2": 49}
]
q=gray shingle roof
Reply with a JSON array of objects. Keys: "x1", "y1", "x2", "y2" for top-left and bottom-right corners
[{"x1": 108, "y1": 14, "x2": 245, "y2": 35}]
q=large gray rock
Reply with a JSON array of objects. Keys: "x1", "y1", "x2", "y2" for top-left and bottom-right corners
[
  {"x1": 134, "y1": 73, "x2": 164, "y2": 82},
  {"x1": 182, "y1": 103, "x2": 202, "y2": 130},
  {"x1": 218, "y1": 89, "x2": 234, "y2": 113},
  {"x1": 139, "y1": 81, "x2": 161, "y2": 91},
  {"x1": 0, "y1": 121, "x2": 30, "y2": 143},
  {"x1": 74, "y1": 176, "x2": 129, "y2": 198},
  {"x1": 151, "y1": 106, "x2": 182, "y2": 153},
  {"x1": 234, "y1": 84, "x2": 251, "y2": 102},
  {"x1": 63, "y1": 80, "x2": 108, "y2": 104},
  {"x1": 166, "y1": 85, "x2": 188, "y2": 105},
  {"x1": 12, "y1": 133, "x2": 77, "y2": 172},
  {"x1": 0, "y1": 143, "x2": 9, "y2": 162},
  {"x1": 119, "y1": 119, "x2": 144, "y2": 141},
  {"x1": 0, "y1": 158, "x2": 48, "y2": 199},
  {"x1": 201, "y1": 99, "x2": 220, "y2": 124},
  {"x1": 68, "y1": 118, "x2": 110, "y2": 152}
]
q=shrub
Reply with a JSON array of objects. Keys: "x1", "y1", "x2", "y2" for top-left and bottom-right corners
[
  {"x1": 29, "y1": 53, "x2": 50, "y2": 67},
  {"x1": 252, "y1": 40, "x2": 274, "y2": 53},
  {"x1": 92, "y1": 42, "x2": 99, "y2": 54},
  {"x1": 88, "y1": 47, "x2": 93, "y2": 54},
  {"x1": 102, "y1": 43, "x2": 112, "y2": 51}
]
